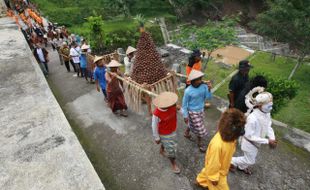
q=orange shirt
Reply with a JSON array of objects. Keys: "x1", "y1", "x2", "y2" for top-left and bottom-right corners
[{"x1": 186, "y1": 60, "x2": 202, "y2": 84}]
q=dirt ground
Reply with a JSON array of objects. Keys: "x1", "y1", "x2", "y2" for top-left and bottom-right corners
[
  {"x1": 46, "y1": 48, "x2": 310, "y2": 190},
  {"x1": 202, "y1": 46, "x2": 252, "y2": 66}
]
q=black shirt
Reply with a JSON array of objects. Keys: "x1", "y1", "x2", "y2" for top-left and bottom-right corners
[
  {"x1": 234, "y1": 82, "x2": 251, "y2": 113},
  {"x1": 229, "y1": 72, "x2": 249, "y2": 103}
]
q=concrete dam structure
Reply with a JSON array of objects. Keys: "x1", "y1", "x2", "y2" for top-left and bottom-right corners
[{"x1": 0, "y1": 6, "x2": 105, "y2": 190}]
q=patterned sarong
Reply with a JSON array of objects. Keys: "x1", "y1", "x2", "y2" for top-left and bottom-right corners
[
  {"x1": 188, "y1": 111, "x2": 208, "y2": 137},
  {"x1": 160, "y1": 132, "x2": 177, "y2": 158}
]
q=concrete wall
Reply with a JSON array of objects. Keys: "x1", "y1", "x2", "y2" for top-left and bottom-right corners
[{"x1": 0, "y1": 17, "x2": 105, "y2": 190}]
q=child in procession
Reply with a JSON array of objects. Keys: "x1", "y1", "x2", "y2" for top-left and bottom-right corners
[{"x1": 151, "y1": 92, "x2": 181, "y2": 174}]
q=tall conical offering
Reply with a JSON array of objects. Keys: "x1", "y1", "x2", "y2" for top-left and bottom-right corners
[{"x1": 131, "y1": 32, "x2": 167, "y2": 84}]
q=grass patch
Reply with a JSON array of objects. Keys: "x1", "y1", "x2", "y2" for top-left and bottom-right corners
[
  {"x1": 274, "y1": 63, "x2": 310, "y2": 132},
  {"x1": 204, "y1": 60, "x2": 236, "y2": 85}
]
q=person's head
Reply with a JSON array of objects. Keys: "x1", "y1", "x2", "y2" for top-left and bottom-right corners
[
  {"x1": 128, "y1": 52, "x2": 134, "y2": 59},
  {"x1": 192, "y1": 49, "x2": 201, "y2": 63},
  {"x1": 191, "y1": 77, "x2": 203, "y2": 88},
  {"x1": 94, "y1": 56, "x2": 104, "y2": 67},
  {"x1": 71, "y1": 42, "x2": 77, "y2": 48},
  {"x1": 152, "y1": 92, "x2": 178, "y2": 110},
  {"x1": 36, "y1": 43, "x2": 42, "y2": 48},
  {"x1": 107, "y1": 60, "x2": 122, "y2": 72},
  {"x1": 238, "y1": 60, "x2": 252, "y2": 76},
  {"x1": 218, "y1": 108, "x2": 246, "y2": 142},
  {"x1": 250, "y1": 75, "x2": 267, "y2": 89},
  {"x1": 188, "y1": 70, "x2": 204, "y2": 88},
  {"x1": 255, "y1": 92, "x2": 273, "y2": 113},
  {"x1": 81, "y1": 44, "x2": 89, "y2": 53},
  {"x1": 126, "y1": 46, "x2": 136, "y2": 58},
  {"x1": 95, "y1": 60, "x2": 104, "y2": 67},
  {"x1": 62, "y1": 41, "x2": 67, "y2": 48}
]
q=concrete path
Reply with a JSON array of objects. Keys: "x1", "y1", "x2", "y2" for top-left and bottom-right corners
[{"x1": 46, "y1": 48, "x2": 310, "y2": 190}]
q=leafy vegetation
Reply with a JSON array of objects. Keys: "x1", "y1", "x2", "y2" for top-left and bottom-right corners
[{"x1": 251, "y1": 0, "x2": 310, "y2": 78}]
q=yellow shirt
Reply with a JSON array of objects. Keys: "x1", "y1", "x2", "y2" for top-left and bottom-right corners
[{"x1": 197, "y1": 132, "x2": 236, "y2": 190}]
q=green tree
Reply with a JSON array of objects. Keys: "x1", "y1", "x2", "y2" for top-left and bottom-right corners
[
  {"x1": 86, "y1": 15, "x2": 105, "y2": 53},
  {"x1": 251, "y1": 0, "x2": 310, "y2": 79},
  {"x1": 172, "y1": 19, "x2": 238, "y2": 70}
]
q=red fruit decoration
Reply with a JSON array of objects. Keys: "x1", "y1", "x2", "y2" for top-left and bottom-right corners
[{"x1": 131, "y1": 31, "x2": 167, "y2": 84}]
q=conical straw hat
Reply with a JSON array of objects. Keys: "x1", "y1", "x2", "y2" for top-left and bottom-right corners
[
  {"x1": 81, "y1": 44, "x2": 90, "y2": 50},
  {"x1": 107, "y1": 60, "x2": 122, "y2": 68},
  {"x1": 152, "y1": 92, "x2": 178, "y2": 108},
  {"x1": 126, "y1": 46, "x2": 137, "y2": 55},
  {"x1": 188, "y1": 69, "x2": 204, "y2": 81},
  {"x1": 93, "y1": 55, "x2": 104, "y2": 63}
]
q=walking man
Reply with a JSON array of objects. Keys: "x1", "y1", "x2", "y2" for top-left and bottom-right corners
[
  {"x1": 33, "y1": 43, "x2": 49, "y2": 76},
  {"x1": 228, "y1": 60, "x2": 252, "y2": 108}
]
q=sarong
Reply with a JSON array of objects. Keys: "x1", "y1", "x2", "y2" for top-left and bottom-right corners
[
  {"x1": 107, "y1": 76, "x2": 128, "y2": 112},
  {"x1": 188, "y1": 111, "x2": 208, "y2": 137},
  {"x1": 160, "y1": 132, "x2": 177, "y2": 158}
]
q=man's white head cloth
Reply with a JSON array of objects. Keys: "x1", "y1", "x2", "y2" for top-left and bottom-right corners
[{"x1": 255, "y1": 92, "x2": 273, "y2": 106}]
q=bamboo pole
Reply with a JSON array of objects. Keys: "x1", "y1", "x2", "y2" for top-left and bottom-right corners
[{"x1": 108, "y1": 72, "x2": 158, "y2": 97}]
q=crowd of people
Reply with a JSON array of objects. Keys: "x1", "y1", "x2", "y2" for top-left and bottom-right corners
[
  {"x1": 7, "y1": 1, "x2": 278, "y2": 189},
  {"x1": 151, "y1": 49, "x2": 277, "y2": 190}
]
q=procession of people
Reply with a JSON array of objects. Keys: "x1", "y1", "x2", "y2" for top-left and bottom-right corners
[{"x1": 7, "y1": 1, "x2": 279, "y2": 189}]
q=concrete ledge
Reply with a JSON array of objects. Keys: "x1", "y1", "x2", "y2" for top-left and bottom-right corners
[{"x1": 0, "y1": 17, "x2": 104, "y2": 190}]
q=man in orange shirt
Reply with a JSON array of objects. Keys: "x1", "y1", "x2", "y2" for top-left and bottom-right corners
[{"x1": 186, "y1": 49, "x2": 202, "y2": 87}]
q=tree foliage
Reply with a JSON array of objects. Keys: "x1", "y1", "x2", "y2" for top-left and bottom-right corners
[
  {"x1": 86, "y1": 15, "x2": 105, "y2": 53},
  {"x1": 251, "y1": 0, "x2": 310, "y2": 61},
  {"x1": 253, "y1": 72, "x2": 299, "y2": 114},
  {"x1": 172, "y1": 18, "x2": 238, "y2": 53}
]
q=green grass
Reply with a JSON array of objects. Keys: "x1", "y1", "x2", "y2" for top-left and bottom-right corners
[
  {"x1": 274, "y1": 63, "x2": 310, "y2": 132},
  {"x1": 214, "y1": 51, "x2": 310, "y2": 132},
  {"x1": 204, "y1": 60, "x2": 236, "y2": 85}
]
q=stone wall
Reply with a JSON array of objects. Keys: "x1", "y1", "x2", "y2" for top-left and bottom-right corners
[{"x1": 0, "y1": 16, "x2": 105, "y2": 190}]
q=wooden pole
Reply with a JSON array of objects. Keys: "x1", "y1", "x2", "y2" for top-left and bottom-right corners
[{"x1": 108, "y1": 72, "x2": 158, "y2": 97}]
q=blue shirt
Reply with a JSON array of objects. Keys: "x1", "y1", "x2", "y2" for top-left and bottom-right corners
[
  {"x1": 80, "y1": 54, "x2": 87, "y2": 68},
  {"x1": 182, "y1": 84, "x2": 212, "y2": 118},
  {"x1": 93, "y1": 66, "x2": 107, "y2": 89}
]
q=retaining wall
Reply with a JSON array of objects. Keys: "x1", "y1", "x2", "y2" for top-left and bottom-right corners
[{"x1": 0, "y1": 16, "x2": 105, "y2": 190}]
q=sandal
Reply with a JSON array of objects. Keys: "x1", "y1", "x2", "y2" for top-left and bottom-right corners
[
  {"x1": 229, "y1": 164, "x2": 236, "y2": 173},
  {"x1": 120, "y1": 111, "x2": 128, "y2": 117},
  {"x1": 172, "y1": 166, "x2": 181, "y2": 174},
  {"x1": 237, "y1": 167, "x2": 252, "y2": 175},
  {"x1": 198, "y1": 146, "x2": 207, "y2": 153}
]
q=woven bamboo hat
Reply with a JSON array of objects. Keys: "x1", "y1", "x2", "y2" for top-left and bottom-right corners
[
  {"x1": 126, "y1": 46, "x2": 137, "y2": 55},
  {"x1": 107, "y1": 60, "x2": 122, "y2": 68},
  {"x1": 81, "y1": 44, "x2": 90, "y2": 50},
  {"x1": 152, "y1": 92, "x2": 178, "y2": 108},
  {"x1": 188, "y1": 70, "x2": 204, "y2": 81},
  {"x1": 93, "y1": 55, "x2": 104, "y2": 63}
]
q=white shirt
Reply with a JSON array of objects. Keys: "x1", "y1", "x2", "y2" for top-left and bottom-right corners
[
  {"x1": 241, "y1": 109, "x2": 275, "y2": 151},
  {"x1": 70, "y1": 47, "x2": 80, "y2": 63},
  {"x1": 124, "y1": 56, "x2": 132, "y2": 75},
  {"x1": 36, "y1": 48, "x2": 45, "y2": 63}
]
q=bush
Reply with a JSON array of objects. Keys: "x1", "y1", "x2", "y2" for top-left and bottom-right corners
[
  {"x1": 252, "y1": 72, "x2": 299, "y2": 114},
  {"x1": 104, "y1": 25, "x2": 163, "y2": 52}
]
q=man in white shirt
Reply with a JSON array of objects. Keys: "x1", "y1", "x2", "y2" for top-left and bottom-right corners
[
  {"x1": 124, "y1": 46, "x2": 136, "y2": 76},
  {"x1": 33, "y1": 43, "x2": 49, "y2": 76},
  {"x1": 230, "y1": 90, "x2": 277, "y2": 175},
  {"x1": 70, "y1": 42, "x2": 81, "y2": 77}
]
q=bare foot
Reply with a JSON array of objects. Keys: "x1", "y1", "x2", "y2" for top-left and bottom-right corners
[{"x1": 172, "y1": 164, "x2": 181, "y2": 174}]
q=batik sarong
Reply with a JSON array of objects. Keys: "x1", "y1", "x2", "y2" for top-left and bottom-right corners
[
  {"x1": 106, "y1": 74, "x2": 128, "y2": 112},
  {"x1": 159, "y1": 132, "x2": 177, "y2": 158},
  {"x1": 188, "y1": 110, "x2": 208, "y2": 137}
]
